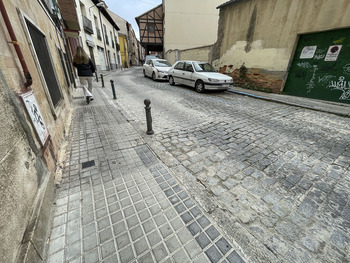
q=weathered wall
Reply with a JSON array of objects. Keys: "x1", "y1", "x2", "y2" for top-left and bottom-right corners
[
  {"x1": 163, "y1": 0, "x2": 223, "y2": 52},
  {"x1": 213, "y1": 0, "x2": 350, "y2": 92},
  {"x1": 165, "y1": 45, "x2": 211, "y2": 65},
  {"x1": 0, "y1": 0, "x2": 72, "y2": 262}
]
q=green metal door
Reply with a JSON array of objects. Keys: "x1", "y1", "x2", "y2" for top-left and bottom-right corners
[{"x1": 284, "y1": 28, "x2": 350, "y2": 104}]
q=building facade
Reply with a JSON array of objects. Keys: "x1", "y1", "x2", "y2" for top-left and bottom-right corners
[
  {"x1": 108, "y1": 11, "x2": 129, "y2": 68},
  {"x1": 214, "y1": 0, "x2": 350, "y2": 103},
  {"x1": 136, "y1": 4, "x2": 164, "y2": 58},
  {"x1": 76, "y1": 0, "x2": 121, "y2": 72},
  {"x1": 162, "y1": 0, "x2": 223, "y2": 64},
  {"x1": 0, "y1": 0, "x2": 75, "y2": 262}
]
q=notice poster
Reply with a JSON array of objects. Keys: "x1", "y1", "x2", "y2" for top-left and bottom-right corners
[
  {"x1": 20, "y1": 90, "x2": 49, "y2": 146},
  {"x1": 325, "y1": 45, "x2": 342, "y2": 61},
  {"x1": 300, "y1": 46, "x2": 317, "y2": 59}
]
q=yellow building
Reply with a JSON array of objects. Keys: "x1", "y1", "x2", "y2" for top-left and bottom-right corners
[{"x1": 119, "y1": 34, "x2": 129, "y2": 68}]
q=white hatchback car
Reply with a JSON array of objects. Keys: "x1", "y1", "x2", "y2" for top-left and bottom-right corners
[
  {"x1": 143, "y1": 59, "x2": 172, "y2": 81},
  {"x1": 168, "y1": 61, "x2": 233, "y2": 92}
]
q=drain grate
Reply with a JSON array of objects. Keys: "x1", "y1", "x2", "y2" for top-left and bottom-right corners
[{"x1": 82, "y1": 160, "x2": 95, "y2": 169}]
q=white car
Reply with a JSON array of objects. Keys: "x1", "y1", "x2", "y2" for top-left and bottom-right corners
[
  {"x1": 143, "y1": 59, "x2": 172, "y2": 81},
  {"x1": 168, "y1": 61, "x2": 233, "y2": 93}
]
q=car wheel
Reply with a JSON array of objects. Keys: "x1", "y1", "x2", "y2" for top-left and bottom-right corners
[
  {"x1": 152, "y1": 72, "x2": 157, "y2": 81},
  {"x1": 195, "y1": 80, "x2": 205, "y2": 93},
  {"x1": 143, "y1": 70, "x2": 147, "y2": 77},
  {"x1": 169, "y1": 76, "x2": 175, "y2": 86}
]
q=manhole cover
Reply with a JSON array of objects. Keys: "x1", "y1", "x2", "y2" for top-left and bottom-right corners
[{"x1": 82, "y1": 160, "x2": 95, "y2": 169}]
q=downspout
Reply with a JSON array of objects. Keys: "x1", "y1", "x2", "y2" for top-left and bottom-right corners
[{"x1": 0, "y1": 0, "x2": 32, "y2": 90}]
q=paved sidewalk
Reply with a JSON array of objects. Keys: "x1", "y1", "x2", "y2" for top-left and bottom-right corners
[
  {"x1": 228, "y1": 87, "x2": 350, "y2": 117},
  {"x1": 44, "y1": 82, "x2": 245, "y2": 262}
]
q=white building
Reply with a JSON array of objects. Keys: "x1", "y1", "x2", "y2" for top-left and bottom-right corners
[{"x1": 75, "y1": 0, "x2": 121, "y2": 71}]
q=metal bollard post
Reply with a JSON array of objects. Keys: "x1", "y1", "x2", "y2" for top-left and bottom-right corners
[
  {"x1": 100, "y1": 74, "x2": 104, "y2": 87},
  {"x1": 110, "y1": 80, "x2": 117, "y2": 100},
  {"x1": 144, "y1": 99, "x2": 154, "y2": 135},
  {"x1": 95, "y1": 72, "x2": 98, "y2": 82}
]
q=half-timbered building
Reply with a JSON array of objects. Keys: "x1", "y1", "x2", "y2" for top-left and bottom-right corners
[{"x1": 135, "y1": 4, "x2": 163, "y2": 56}]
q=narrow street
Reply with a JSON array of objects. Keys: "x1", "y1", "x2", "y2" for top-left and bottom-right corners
[{"x1": 99, "y1": 67, "x2": 350, "y2": 262}]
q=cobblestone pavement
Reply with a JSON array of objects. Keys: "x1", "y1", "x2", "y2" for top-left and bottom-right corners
[
  {"x1": 45, "y1": 82, "x2": 245, "y2": 262},
  {"x1": 99, "y1": 68, "x2": 350, "y2": 263}
]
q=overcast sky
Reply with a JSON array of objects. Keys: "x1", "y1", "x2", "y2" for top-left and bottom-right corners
[{"x1": 104, "y1": 0, "x2": 162, "y2": 40}]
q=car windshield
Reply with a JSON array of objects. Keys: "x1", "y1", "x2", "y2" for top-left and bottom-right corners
[
  {"x1": 154, "y1": 60, "x2": 172, "y2": 67},
  {"x1": 193, "y1": 62, "x2": 216, "y2": 72}
]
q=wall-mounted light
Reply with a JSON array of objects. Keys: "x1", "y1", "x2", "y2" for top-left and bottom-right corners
[
  {"x1": 89, "y1": 1, "x2": 108, "y2": 13},
  {"x1": 96, "y1": 1, "x2": 108, "y2": 9}
]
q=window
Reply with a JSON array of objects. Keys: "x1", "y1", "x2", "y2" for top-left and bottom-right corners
[
  {"x1": 174, "y1": 62, "x2": 185, "y2": 70},
  {"x1": 147, "y1": 23, "x2": 155, "y2": 33},
  {"x1": 185, "y1": 62, "x2": 194, "y2": 72}
]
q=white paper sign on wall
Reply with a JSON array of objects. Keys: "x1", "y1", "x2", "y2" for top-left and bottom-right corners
[
  {"x1": 20, "y1": 90, "x2": 49, "y2": 146},
  {"x1": 300, "y1": 46, "x2": 317, "y2": 59}
]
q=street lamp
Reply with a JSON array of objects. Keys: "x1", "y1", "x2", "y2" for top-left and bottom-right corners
[{"x1": 89, "y1": 1, "x2": 108, "y2": 13}]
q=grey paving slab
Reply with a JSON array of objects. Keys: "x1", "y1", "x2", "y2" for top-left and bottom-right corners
[
  {"x1": 45, "y1": 84, "x2": 245, "y2": 263},
  {"x1": 98, "y1": 68, "x2": 350, "y2": 263}
]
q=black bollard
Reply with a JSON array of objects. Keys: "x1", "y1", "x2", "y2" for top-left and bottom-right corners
[
  {"x1": 144, "y1": 99, "x2": 154, "y2": 135},
  {"x1": 95, "y1": 72, "x2": 98, "y2": 82},
  {"x1": 100, "y1": 74, "x2": 104, "y2": 87},
  {"x1": 110, "y1": 80, "x2": 117, "y2": 100}
]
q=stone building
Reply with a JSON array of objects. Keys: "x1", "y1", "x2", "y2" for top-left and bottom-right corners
[{"x1": 0, "y1": 0, "x2": 75, "y2": 262}]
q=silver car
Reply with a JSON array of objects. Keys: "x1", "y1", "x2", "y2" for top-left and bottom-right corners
[
  {"x1": 168, "y1": 60, "x2": 233, "y2": 92},
  {"x1": 143, "y1": 59, "x2": 172, "y2": 81}
]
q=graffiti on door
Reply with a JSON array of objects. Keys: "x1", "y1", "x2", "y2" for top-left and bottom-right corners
[{"x1": 328, "y1": 76, "x2": 350, "y2": 100}]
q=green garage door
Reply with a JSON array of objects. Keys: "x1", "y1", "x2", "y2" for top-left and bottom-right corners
[{"x1": 284, "y1": 28, "x2": 350, "y2": 104}]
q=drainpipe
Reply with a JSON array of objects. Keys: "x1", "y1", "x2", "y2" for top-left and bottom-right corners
[{"x1": 0, "y1": 0, "x2": 32, "y2": 90}]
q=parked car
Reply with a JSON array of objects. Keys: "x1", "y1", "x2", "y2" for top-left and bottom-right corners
[
  {"x1": 143, "y1": 59, "x2": 172, "y2": 81},
  {"x1": 168, "y1": 61, "x2": 233, "y2": 93},
  {"x1": 145, "y1": 54, "x2": 159, "y2": 62}
]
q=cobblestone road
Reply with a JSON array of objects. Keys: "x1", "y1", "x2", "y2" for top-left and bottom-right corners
[{"x1": 101, "y1": 68, "x2": 350, "y2": 262}]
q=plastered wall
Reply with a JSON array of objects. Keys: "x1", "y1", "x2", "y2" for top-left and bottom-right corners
[
  {"x1": 0, "y1": 0, "x2": 72, "y2": 261},
  {"x1": 163, "y1": 0, "x2": 223, "y2": 52},
  {"x1": 212, "y1": 0, "x2": 350, "y2": 92}
]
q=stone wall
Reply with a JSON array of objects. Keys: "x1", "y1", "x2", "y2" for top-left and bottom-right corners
[
  {"x1": 165, "y1": 45, "x2": 212, "y2": 65},
  {"x1": 219, "y1": 65, "x2": 284, "y2": 93}
]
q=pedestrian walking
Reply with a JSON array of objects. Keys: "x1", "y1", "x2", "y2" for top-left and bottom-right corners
[{"x1": 73, "y1": 46, "x2": 96, "y2": 104}]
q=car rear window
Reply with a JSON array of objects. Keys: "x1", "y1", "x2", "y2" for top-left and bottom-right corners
[{"x1": 154, "y1": 60, "x2": 172, "y2": 67}]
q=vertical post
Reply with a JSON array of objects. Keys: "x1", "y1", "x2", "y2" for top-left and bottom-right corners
[
  {"x1": 100, "y1": 74, "x2": 104, "y2": 87},
  {"x1": 144, "y1": 99, "x2": 154, "y2": 135},
  {"x1": 110, "y1": 80, "x2": 117, "y2": 100},
  {"x1": 95, "y1": 72, "x2": 98, "y2": 82}
]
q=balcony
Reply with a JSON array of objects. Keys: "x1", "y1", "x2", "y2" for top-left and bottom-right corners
[
  {"x1": 83, "y1": 16, "x2": 93, "y2": 34},
  {"x1": 96, "y1": 27, "x2": 102, "y2": 40}
]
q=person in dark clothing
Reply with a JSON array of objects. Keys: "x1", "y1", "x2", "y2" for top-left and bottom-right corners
[{"x1": 73, "y1": 46, "x2": 96, "y2": 104}]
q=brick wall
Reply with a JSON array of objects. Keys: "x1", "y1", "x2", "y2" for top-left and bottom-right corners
[{"x1": 219, "y1": 65, "x2": 285, "y2": 93}]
